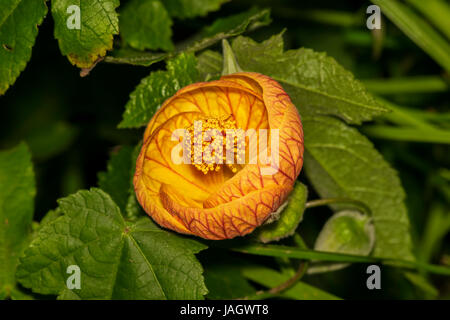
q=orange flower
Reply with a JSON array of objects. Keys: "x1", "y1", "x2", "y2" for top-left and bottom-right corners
[{"x1": 134, "y1": 72, "x2": 304, "y2": 239}]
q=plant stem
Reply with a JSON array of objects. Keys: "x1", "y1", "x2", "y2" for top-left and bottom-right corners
[
  {"x1": 305, "y1": 198, "x2": 372, "y2": 216},
  {"x1": 237, "y1": 261, "x2": 309, "y2": 300}
]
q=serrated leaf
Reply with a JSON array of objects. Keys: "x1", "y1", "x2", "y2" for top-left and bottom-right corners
[
  {"x1": 302, "y1": 115, "x2": 414, "y2": 260},
  {"x1": 232, "y1": 33, "x2": 388, "y2": 124},
  {"x1": 164, "y1": 0, "x2": 229, "y2": 19},
  {"x1": 254, "y1": 183, "x2": 308, "y2": 243},
  {"x1": 179, "y1": 7, "x2": 271, "y2": 54},
  {"x1": 0, "y1": 143, "x2": 35, "y2": 299},
  {"x1": 98, "y1": 146, "x2": 134, "y2": 213},
  {"x1": 119, "y1": 52, "x2": 199, "y2": 128},
  {"x1": 119, "y1": 0, "x2": 173, "y2": 51},
  {"x1": 0, "y1": 0, "x2": 48, "y2": 95},
  {"x1": 16, "y1": 188, "x2": 208, "y2": 299},
  {"x1": 51, "y1": 0, "x2": 119, "y2": 68}
]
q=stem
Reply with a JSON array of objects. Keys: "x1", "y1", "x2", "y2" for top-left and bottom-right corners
[
  {"x1": 305, "y1": 198, "x2": 372, "y2": 216},
  {"x1": 237, "y1": 261, "x2": 309, "y2": 300}
]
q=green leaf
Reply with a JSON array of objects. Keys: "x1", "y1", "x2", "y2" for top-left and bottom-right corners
[
  {"x1": 240, "y1": 265, "x2": 341, "y2": 300},
  {"x1": 405, "y1": 0, "x2": 450, "y2": 40},
  {"x1": 202, "y1": 252, "x2": 256, "y2": 300},
  {"x1": 98, "y1": 146, "x2": 134, "y2": 213},
  {"x1": 232, "y1": 33, "x2": 388, "y2": 124},
  {"x1": 221, "y1": 39, "x2": 242, "y2": 75},
  {"x1": 25, "y1": 121, "x2": 78, "y2": 160},
  {"x1": 0, "y1": 0, "x2": 48, "y2": 95},
  {"x1": 119, "y1": 0, "x2": 173, "y2": 51},
  {"x1": 51, "y1": 0, "x2": 120, "y2": 68},
  {"x1": 403, "y1": 271, "x2": 438, "y2": 298},
  {"x1": 105, "y1": 8, "x2": 271, "y2": 67},
  {"x1": 308, "y1": 210, "x2": 375, "y2": 274},
  {"x1": 119, "y1": 52, "x2": 199, "y2": 128},
  {"x1": 0, "y1": 143, "x2": 35, "y2": 299},
  {"x1": 164, "y1": 0, "x2": 229, "y2": 19},
  {"x1": 180, "y1": 7, "x2": 271, "y2": 54},
  {"x1": 16, "y1": 188, "x2": 208, "y2": 299},
  {"x1": 371, "y1": 0, "x2": 450, "y2": 73},
  {"x1": 196, "y1": 50, "x2": 222, "y2": 81},
  {"x1": 314, "y1": 210, "x2": 375, "y2": 255},
  {"x1": 254, "y1": 183, "x2": 308, "y2": 243},
  {"x1": 302, "y1": 115, "x2": 414, "y2": 260}
]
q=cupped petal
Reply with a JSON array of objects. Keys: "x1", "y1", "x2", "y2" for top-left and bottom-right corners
[
  {"x1": 160, "y1": 182, "x2": 292, "y2": 239},
  {"x1": 203, "y1": 73, "x2": 304, "y2": 209}
]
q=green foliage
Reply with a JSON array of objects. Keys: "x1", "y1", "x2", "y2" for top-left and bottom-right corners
[
  {"x1": 241, "y1": 265, "x2": 341, "y2": 300},
  {"x1": 105, "y1": 7, "x2": 271, "y2": 67},
  {"x1": 372, "y1": 0, "x2": 450, "y2": 73},
  {"x1": 0, "y1": 143, "x2": 35, "y2": 299},
  {"x1": 119, "y1": 53, "x2": 199, "y2": 128},
  {"x1": 98, "y1": 146, "x2": 134, "y2": 213},
  {"x1": 254, "y1": 183, "x2": 308, "y2": 243},
  {"x1": 231, "y1": 33, "x2": 387, "y2": 125},
  {"x1": 119, "y1": 0, "x2": 173, "y2": 51},
  {"x1": 308, "y1": 210, "x2": 375, "y2": 274},
  {"x1": 52, "y1": 0, "x2": 120, "y2": 68},
  {"x1": 16, "y1": 189, "x2": 208, "y2": 299},
  {"x1": 164, "y1": 0, "x2": 229, "y2": 19},
  {"x1": 302, "y1": 115, "x2": 413, "y2": 260},
  {"x1": 314, "y1": 211, "x2": 374, "y2": 255},
  {"x1": 0, "y1": 0, "x2": 47, "y2": 95}
]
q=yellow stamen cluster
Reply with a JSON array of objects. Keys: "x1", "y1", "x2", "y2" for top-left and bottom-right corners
[{"x1": 185, "y1": 115, "x2": 245, "y2": 174}]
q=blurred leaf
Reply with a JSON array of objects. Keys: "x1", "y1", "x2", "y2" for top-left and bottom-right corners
[
  {"x1": 52, "y1": 0, "x2": 119, "y2": 68},
  {"x1": 119, "y1": 0, "x2": 173, "y2": 51},
  {"x1": 119, "y1": 52, "x2": 199, "y2": 128},
  {"x1": 0, "y1": 0, "x2": 47, "y2": 95},
  {"x1": 164, "y1": 0, "x2": 229, "y2": 19},
  {"x1": 308, "y1": 210, "x2": 375, "y2": 274},
  {"x1": 418, "y1": 202, "x2": 450, "y2": 263},
  {"x1": 405, "y1": 0, "x2": 450, "y2": 40},
  {"x1": 241, "y1": 265, "x2": 340, "y2": 300},
  {"x1": 403, "y1": 271, "x2": 438, "y2": 298},
  {"x1": 362, "y1": 126, "x2": 450, "y2": 144},
  {"x1": 232, "y1": 33, "x2": 387, "y2": 124},
  {"x1": 302, "y1": 115, "x2": 414, "y2": 260},
  {"x1": 17, "y1": 189, "x2": 208, "y2": 299},
  {"x1": 362, "y1": 76, "x2": 449, "y2": 95},
  {"x1": 0, "y1": 143, "x2": 35, "y2": 299},
  {"x1": 98, "y1": 146, "x2": 134, "y2": 213},
  {"x1": 25, "y1": 121, "x2": 78, "y2": 160},
  {"x1": 254, "y1": 183, "x2": 307, "y2": 243},
  {"x1": 203, "y1": 253, "x2": 256, "y2": 300},
  {"x1": 372, "y1": 0, "x2": 450, "y2": 72}
]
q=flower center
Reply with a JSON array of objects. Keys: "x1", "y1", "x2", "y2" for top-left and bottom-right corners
[{"x1": 185, "y1": 115, "x2": 245, "y2": 174}]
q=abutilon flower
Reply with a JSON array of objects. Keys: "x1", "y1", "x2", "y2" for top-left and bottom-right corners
[{"x1": 134, "y1": 72, "x2": 304, "y2": 240}]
